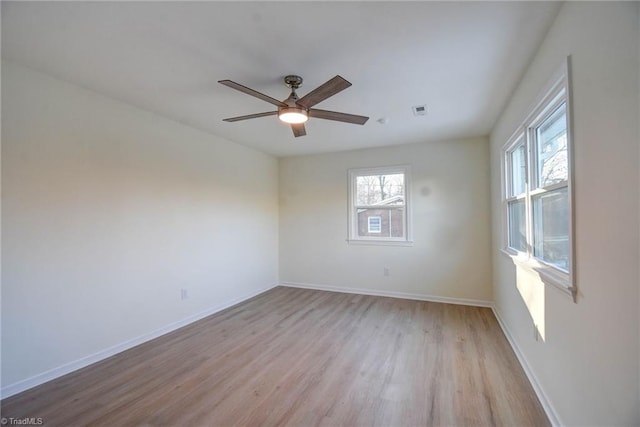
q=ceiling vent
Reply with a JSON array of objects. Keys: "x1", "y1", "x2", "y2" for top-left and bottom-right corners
[{"x1": 412, "y1": 105, "x2": 427, "y2": 116}]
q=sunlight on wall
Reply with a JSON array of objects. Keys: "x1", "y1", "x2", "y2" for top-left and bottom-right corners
[{"x1": 515, "y1": 267, "x2": 546, "y2": 342}]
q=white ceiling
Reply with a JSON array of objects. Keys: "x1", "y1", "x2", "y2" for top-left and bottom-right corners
[{"x1": 1, "y1": 1, "x2": 561, "y2": 157}]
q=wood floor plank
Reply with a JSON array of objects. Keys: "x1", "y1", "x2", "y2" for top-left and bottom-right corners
[{"x1": 1, "y1": 287, "x2": 549, "y2": 426}]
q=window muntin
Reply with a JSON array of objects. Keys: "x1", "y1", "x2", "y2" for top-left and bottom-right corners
[
  {"x1": 501, "y1": 60, "x2": 573, "y2": 297},
  {"x1": 348, "y1": 166, "x2": 411, "y2": 244}
]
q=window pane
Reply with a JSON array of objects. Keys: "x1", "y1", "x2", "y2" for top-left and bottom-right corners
[
  {"x1": 509, "y1": 143, "x2": 526, "y2": 197},
  {"x1": 533, "y1": 187, "x2": 569, "y2": 271},
  {"x1": 357, "y1": 208, "x2": 404, "y2": 238},
  {"x1": 536, "y1": 103, "x2": 568, "y2": 188},
  {"x1": 356, "y1": 174, "x2": 404, "y2": 205},
  {"x1": 507, "y1": 199, "x2": 527, "y2": 252}
]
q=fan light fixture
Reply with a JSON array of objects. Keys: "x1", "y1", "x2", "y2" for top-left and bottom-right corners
[{"x1": 278, "y1": 107, "x2": 308, "y2": 124}]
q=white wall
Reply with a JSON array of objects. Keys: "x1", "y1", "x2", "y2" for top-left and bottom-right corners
[
  {"x1": 1, "y1": 62, "x2": 279, "y2": 391},
  {"x1": 279, "y1": 137, "x2": 492, "y2": 303},
  {"x1": 490, "y1": 2, "x2": 639, "y2": 425}
]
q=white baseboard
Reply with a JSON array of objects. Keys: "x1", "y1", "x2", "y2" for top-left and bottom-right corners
[
  {"x1": 279, "y1": 281, "x2": 493, "y2": 308},
  {"x1": 1, "y1": 283, "x2": 278, "y2": 399},
  {"x1": 491, "y1": 306, "x2": 562, "y2": 427}
]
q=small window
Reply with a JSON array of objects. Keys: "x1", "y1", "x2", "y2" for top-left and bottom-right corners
[
  {"x1": 367, "y1": 216, "x2": 382, "y2": 233},
  {"x1": 501, "y1": 59, "x2": 574, "y2": 300},
  {"x1": 348, "y1": 166, "x2": 412, "y2": 245}
]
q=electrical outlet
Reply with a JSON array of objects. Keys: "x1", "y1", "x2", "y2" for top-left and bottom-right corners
[{"x1": 181, "y1": 288, "x2": 188, "y2": 300}]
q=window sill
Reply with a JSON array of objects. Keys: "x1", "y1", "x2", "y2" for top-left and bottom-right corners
[
  {"x1": 501, "y1": 249, "x2": 577, "y2": 303},
  {"x1": 348, "y1": 239, "x2": 414, "y2": 247}
]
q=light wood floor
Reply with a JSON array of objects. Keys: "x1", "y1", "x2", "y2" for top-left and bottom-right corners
[{"x1": 2, "y1": 287, "x2": 549, "y2": 426}]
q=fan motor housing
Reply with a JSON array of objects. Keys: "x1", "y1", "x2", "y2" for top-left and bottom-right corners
[{"x1": 284, "y1": 75, "x2": 303, "y2": 89}]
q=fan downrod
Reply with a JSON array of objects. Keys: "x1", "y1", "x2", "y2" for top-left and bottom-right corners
[{"x1": 284, "y1": 75, "x2": 303, "y2": 89}]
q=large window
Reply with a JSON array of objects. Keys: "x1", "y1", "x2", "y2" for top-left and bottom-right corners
[
  {"x1": 502, "y1": 61, "x2": 574, "y2": 299},
  {"x1": 348, "y1": 166, "x2": 412, "y2": 245}
]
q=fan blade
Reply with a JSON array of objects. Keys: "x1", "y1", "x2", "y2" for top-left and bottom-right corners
[
  {"x1": 222, "y1": 111, "x2": 277, "y2": 122},
  {"x1": 219, "y1": 80, "x2": 287, "y2": 107},
  {"x1": 309, "y1": 109, "x2": 369, "y2": 125},
  {"x1": 291, "y1": 123, "x2": 307, "y2": 137},
  {"x1": 296, "y1": 75, "x2": 352, "y2": 109}
]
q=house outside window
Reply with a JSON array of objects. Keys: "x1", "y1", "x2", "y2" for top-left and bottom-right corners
[
  {"x1": 348, "y1": 165, "x2": 412, "y2": 245},
  {"x1": 502, "y1": 59, "x2": 575, "y2": 300}
]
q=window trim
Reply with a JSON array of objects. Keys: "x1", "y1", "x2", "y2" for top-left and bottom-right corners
[
  {"x1": 347, "y1": 165, "x2": 413, "y2": 246},
  {"x1": 501, "y1": 57, "x2": 576, "y2": 302}
]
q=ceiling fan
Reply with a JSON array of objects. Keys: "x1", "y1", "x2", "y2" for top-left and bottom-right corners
[{"x1": 218, "y1": 75, "x2": 369, "y2": 137}]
